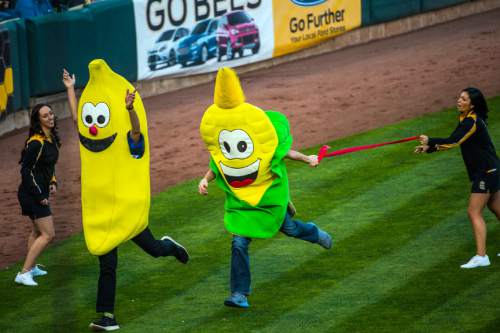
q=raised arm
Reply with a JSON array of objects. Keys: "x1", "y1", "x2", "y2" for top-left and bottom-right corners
[
  {"x1": 286, "y1": 149, "x2": 319, "y2": 167},
  {"x1": 62, "y1": 69, "x2": 78, "y2": 127},
  {"x1": 125, "y1": 89, "x2": 141, "y2": 144}
]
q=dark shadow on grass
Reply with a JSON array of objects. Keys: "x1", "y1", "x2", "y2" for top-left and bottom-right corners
[{"x1": 475, "y1": 315, "x2": 500, "y2": 333}]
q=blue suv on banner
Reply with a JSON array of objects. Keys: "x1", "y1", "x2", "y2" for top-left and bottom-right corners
[
  {"x1": 176, "y1": 18, "x2": 219, "y2": 67},
  {"x1": 291, "y1": 0, "x2": 328, "y2": 6}
]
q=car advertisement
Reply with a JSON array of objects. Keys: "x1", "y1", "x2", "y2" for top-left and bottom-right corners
[
  {"x1": 133, "y1": 0, "x2": 361, "y2": 81},
  {"x1": 133, "y1": 0, "x2": 273, "y2": 80},
  {"x1": 273, "y1": 0, "x2": 361, "y2": 57}
]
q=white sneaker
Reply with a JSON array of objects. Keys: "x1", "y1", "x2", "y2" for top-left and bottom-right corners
[
  {"x1": 460, "y1": 255, "x2": 490, "y2": 269},
  {"x1": 31, "y1": 264, "x2": 47, "y2": 277},
  {"x1": 15, "y1": 271, "x2": 38, "y2": 286}
]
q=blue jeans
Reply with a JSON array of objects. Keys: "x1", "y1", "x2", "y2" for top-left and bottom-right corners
[{"x1": 230, "y1": 213, "x2": 319, "y2": 295}]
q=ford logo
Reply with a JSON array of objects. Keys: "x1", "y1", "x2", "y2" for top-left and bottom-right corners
[{"x1": 290, "y1": 0, "x2": 328, "y2": 6}]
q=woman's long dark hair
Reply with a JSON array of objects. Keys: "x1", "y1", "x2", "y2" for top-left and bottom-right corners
[
  {"x1": 19, "y1": 104, "x2": 61, "y2": 163},
  {"x1": 463, "y1": 87, "x2": 489, "y2": 121}
]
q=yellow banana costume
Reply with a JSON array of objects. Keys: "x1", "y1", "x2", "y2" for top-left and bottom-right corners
[
  {"x1": 78, "y1": 59, "x2": 150, "y2": 255},
  {"x1": 200, "y1": 68, "x2": 293, "y2": 238}
]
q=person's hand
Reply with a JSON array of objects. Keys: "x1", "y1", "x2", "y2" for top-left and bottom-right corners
[
  {"x1": 308, "y1": 155, "x2": 319, "y2": 167},
  {"x1": 62, "y1": 69, "x2": 75, "y2": 89},
  {"x1": 414, "y1": 145, "x2": 430, "y2": 153},
  {"x1": 125, "y1": 89, "x2": 137, "y2": 110},
  {"x1": 40, "y1": 198, "x2": 49, "y2": 206},
  {"x1": 49, "y1": 184, "x2": 57, "y2": 196},
  {"x1": 198, "y1": 178, "x2": 209, "y2": 195},
  {"x1": 419, "y1": 135, "x2": 429, "y2": 145}
]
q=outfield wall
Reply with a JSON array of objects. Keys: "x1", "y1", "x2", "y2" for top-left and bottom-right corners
[
  {"x1": 1, "y1": 0, "x2": 499, "y2": 137},
  {"x1": 361, "y1": 0, "x2": 469, "y2": 25}
]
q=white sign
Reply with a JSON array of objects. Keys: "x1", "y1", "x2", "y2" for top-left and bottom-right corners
[{"x1": 133, "y1": 0, "x2": 274, "y2": 80}]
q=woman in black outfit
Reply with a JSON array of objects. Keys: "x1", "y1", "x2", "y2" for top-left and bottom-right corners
[
  {"x1": 15, "y1": 104, "x2": 60, "y2": 286},
  {"x1": 415, "y1": 87, "x2": 500, "y2": 268}
]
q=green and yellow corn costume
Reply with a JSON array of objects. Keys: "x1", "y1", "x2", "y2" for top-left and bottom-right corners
[{"x1": 200, "y1": 67, "x2": 292, "y2": 238}]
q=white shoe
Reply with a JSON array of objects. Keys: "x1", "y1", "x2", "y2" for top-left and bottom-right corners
[
  {"x1": 15, "y1": 271, "x2": 38, "y2": 286},
  {"x1": 460, "y1": 255, "x2": 490, "y2": 269},
  {"x1": 31, "y1": 264, "x2": 47, "y2": 277}
]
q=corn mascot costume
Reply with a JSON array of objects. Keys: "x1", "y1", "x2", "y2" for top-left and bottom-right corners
[
  {"x1": 78, "y1": 59, "x2": 150, "y2": 255},
  {"x1": 200, "y1": 67, "x2": 293, "y2": 238}
]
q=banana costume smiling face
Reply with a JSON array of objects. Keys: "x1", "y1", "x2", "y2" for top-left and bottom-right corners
[
  {"x1": 79, "y1": 102, "x2": 116, "y2": 152},
  {"x1": 200, "y1": 68, "x2": 293, "y2": 238},
  {"x1": 79, "y1": 59, "x2": 150, "y2": 255}
]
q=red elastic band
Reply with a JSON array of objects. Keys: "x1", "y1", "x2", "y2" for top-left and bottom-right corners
[{"x1": 318, "y1": 136, "x2": 419, "y2": 162}]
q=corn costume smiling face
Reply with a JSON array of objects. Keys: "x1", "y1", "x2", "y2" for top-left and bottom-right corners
[
  {"x1": 78, "y1": 59, "x2": 150, "y2": 255},
  {"x1": 200, "y1": 68, "x2": 292, "y2": 238}
]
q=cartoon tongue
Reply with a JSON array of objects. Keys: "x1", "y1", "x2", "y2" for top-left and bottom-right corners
[{"x1": 230, "y1": 178, "x2": 255, "y2": 188}]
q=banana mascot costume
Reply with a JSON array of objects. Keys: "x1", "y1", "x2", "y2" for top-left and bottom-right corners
[
  {"x1": 200, "y1": 67, "x2": 292, "y2": 238},
  {"x1": 78, "y1": 59, "x2": 150, "y2": 255}
]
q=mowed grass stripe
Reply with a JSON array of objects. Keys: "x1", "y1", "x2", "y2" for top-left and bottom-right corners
[
  {"x1": 409, "y1": 269, "x2": 500, "y2": 333},
  {"x1": 260, "y1": 213, "x2": 482, "y2": 333},
  {"x1": 328, "y1": 225, "x2": 500, "y2": 333}
]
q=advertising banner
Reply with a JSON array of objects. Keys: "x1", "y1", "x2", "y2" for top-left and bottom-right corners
[
  {"x1": 134, "y1": 0, "x2": 274, "y2": 80},
  {"x1": 273, "y1": 0, "x2": 361, "y2": 57}
]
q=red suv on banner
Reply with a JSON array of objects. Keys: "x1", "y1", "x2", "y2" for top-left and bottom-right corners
[{"x1": 216, "y1": 11, "x2": 260, "y2": 61}]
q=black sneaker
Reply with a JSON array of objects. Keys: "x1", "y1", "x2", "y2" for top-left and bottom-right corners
[
  {"x1": 161, "y1": 236, "x2": 189, "y2": 264},
  {"x1": 89, "y1": 316, "x2": 120, "y2": 331}
]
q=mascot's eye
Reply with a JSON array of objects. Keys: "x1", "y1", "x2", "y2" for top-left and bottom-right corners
[
  {"x1": 81, "y1": 102, "x2": 111, "y2": 128},
  {"x1": 94, "y1": 103, "x2": 110, "y2": 128},
  {"x1": 224, "y1": 142, "x2": 231, "y2": 153},
  {"x1": 81, "y1": 103, "x2": 96, "y2": 127},
  {"x1": 218, "y1": 129, "x2": 254, "y2": 160},
  {"x1": 237, "y1": 141, "x2": 247, "y2": 152}
]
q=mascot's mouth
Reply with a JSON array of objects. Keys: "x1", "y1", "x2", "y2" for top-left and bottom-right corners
[
  {"x1": 79, "y1": 133, "x2": 117, "y2": 152},
  {"x1": 220, "y1": 159, "x2": 260, "y2": 188}
]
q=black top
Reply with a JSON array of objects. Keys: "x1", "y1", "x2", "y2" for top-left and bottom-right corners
[
  {"x1": 19, "y1": 134, "x2": 59, "y2": 202},
  {"x1": 428, "y1": 111, "x2": 499, "y2": 181}
]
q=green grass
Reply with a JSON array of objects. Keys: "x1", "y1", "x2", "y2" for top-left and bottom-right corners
[{"x1": 1, "y1": 97, "x2": 500, "y2": 333}]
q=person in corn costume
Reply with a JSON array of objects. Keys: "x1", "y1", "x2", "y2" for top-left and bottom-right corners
[
  {"x1": 63, "y1": 60, "x2": 189, "y2": 331},
  {"x1": 199, "y1": 67, "x2": 333, "y2": 308}
]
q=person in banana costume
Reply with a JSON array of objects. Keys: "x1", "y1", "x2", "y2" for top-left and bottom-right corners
[
  {"x1": 63, "y1": 60, "x2": 189, "y2": 331},
  {"x1": 199, "y1": 67, "x2": 333, "y2": 308}
]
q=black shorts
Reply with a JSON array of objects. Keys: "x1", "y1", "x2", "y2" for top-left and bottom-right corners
[
  {"x1": 471, "y1": 169, "x2": 500, "y2": 194},
  {"x1": 17, "y1": 190, "x2": 51, "y2": 220}
]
